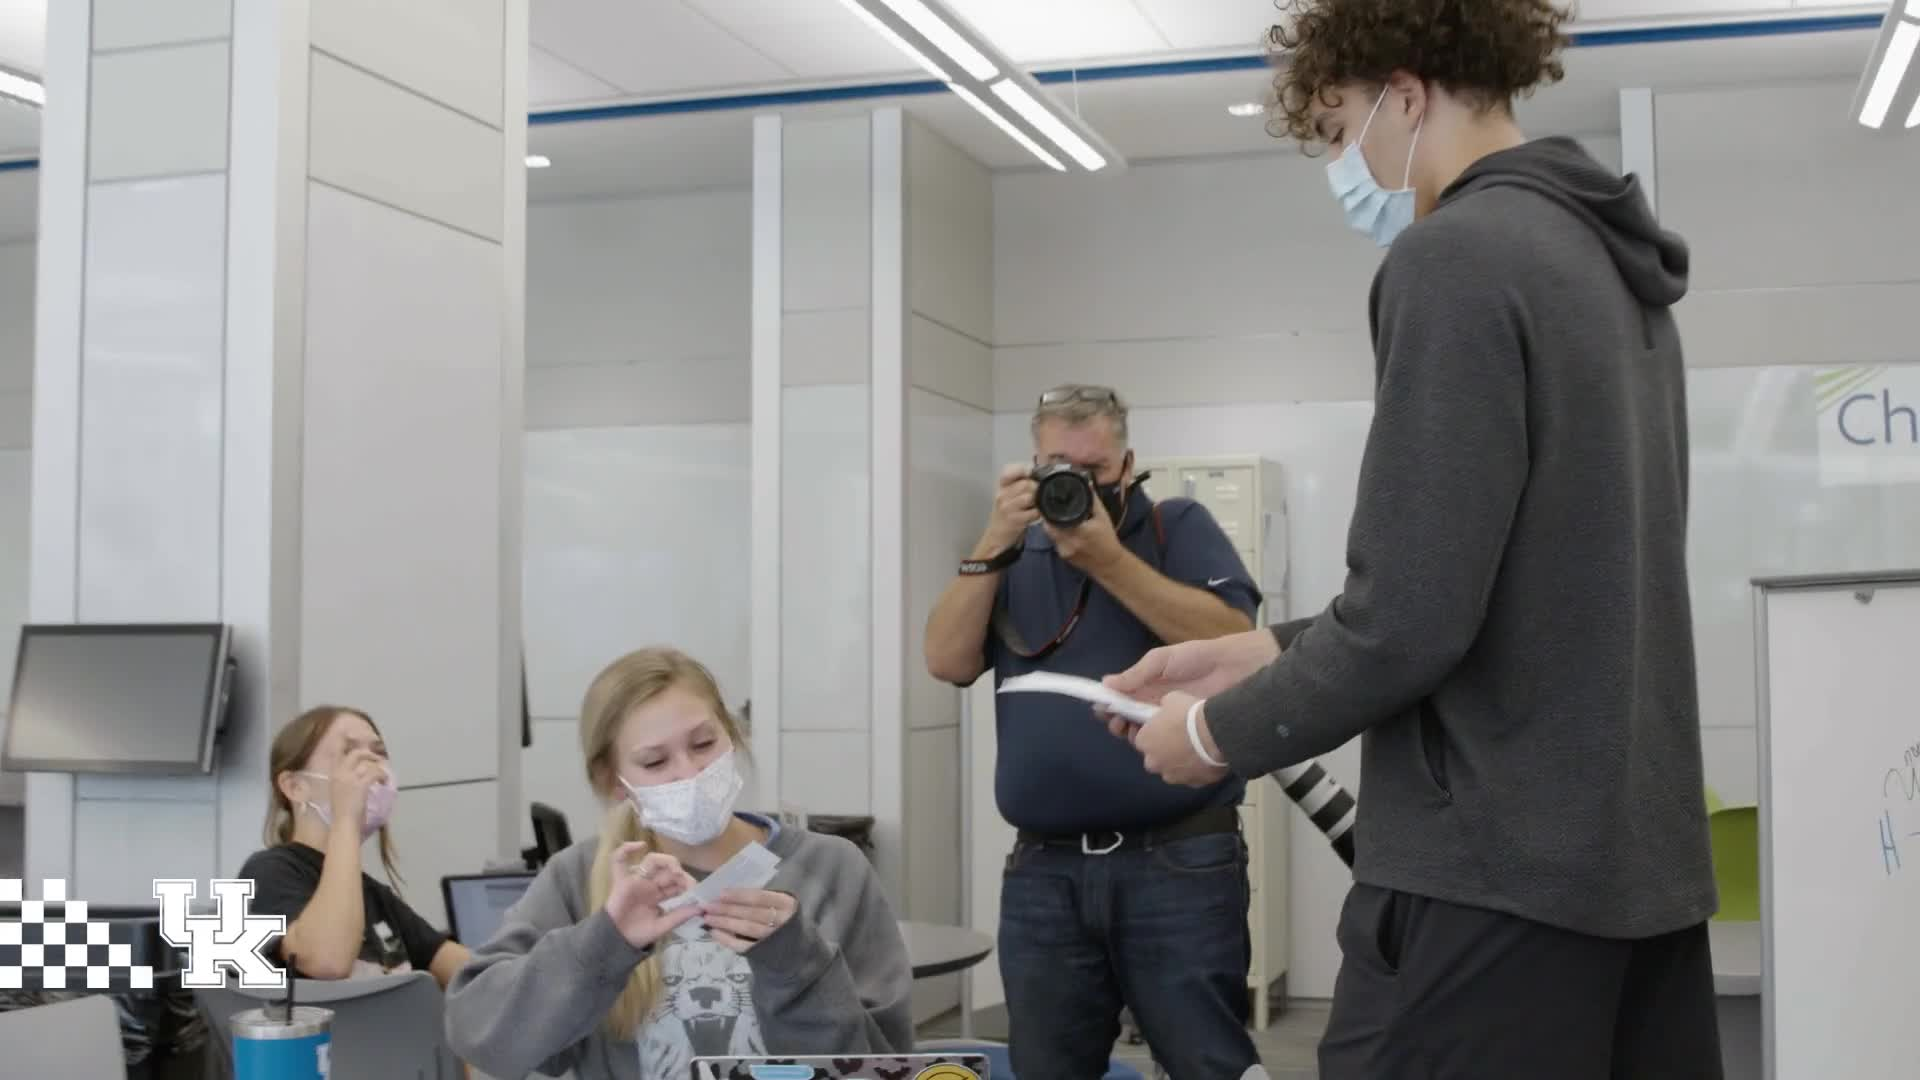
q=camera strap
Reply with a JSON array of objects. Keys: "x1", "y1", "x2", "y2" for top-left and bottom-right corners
[
  {"x1": 988, "y1": 498, "x2": 1169, "y2": 663},
  {"x1": 958, "y1": 544, "x2": 1024, "y2": 577}
]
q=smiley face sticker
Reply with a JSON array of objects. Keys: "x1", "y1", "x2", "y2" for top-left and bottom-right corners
[{"x1": 913, "y1": 1066, "x2": 982, "y2": 1080}]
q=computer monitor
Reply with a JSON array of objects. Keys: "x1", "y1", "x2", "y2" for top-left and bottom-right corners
[
  {"x1": 440, "y1": 872, "x2": 535, "y2": 946},
  {"x1": 2, "y1": 623, "x2": 235, "y2": 775}
]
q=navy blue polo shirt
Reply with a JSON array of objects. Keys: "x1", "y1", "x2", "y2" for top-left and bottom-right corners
[{"x1": 988, "y1": 488, "x2": 1262, "y2": 833}]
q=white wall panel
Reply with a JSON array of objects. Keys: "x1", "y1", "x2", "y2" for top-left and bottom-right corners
[
  {"x1": 780, "y1": 731, "x2": 871, "y2": 815},
  {"x1": 0, "y1": 395, "x2": 27, "y2": 449},
  {"x1": 301, "y1": 183, "x2": 504, "y2": 787},
  {"x1": 92, "y1": 0, "x2": 231, "y2": 51},
  {"x1": 377, "y1": 780, "x2": 501, "y2": 929},
  {"x1": 782, "y1": 308, "x2": 868, "y2": 386},
  {"x1": 521, "y1": 425, "x2": 752, "y2": 721},
  {"x1": 526, "y1": 192, "x2": 750, "y2": 370},
  {"x1": 72, "y1": 797, "x2": 217, "y2": 904},
  {"x1": 782, "y1": 117, "x2": 869, "y2": 313},
  {"x1": 780, "y1": 384, "x2": 869, "y2": 733},
  {"x1": 906, "y1": 120, "x2": 992, "y2": 344},
  {"x1": 78, "y1": 175, "x2": 226, "y2": 622},
  {"x1": 309, "y1": 53, "x2": 504, "y2": 240},
  {"x1": 995, "y1": 330, "x2": 1377, "y2": 411},
  {"x1": 905, "y1": 727, "x2": 962, "y2": 917},
  {"x1": 994, "y1": 153, "x2": 1379, "y2": 348},
  {"x1": 907, "y1": 389, "x2": 991, "y2": 733},
  {"x1": 0, "y1": 450, "x2": 28, "y2": 804},
  {"x1": 524, "y1": 361, "x2": 749, "y2": 428},
  {"x1": 908, "y1": 315, "x2": 992, "y2": 412},
  {"x1": 1659, "y1": 83, "x2": 1920, "y2": 293},
  {"x1": 312, "y1": 0, "x2": 506, "y2": 127},
  {"x1": 87, "y1": 43, "x2": 230, "y2": 181},
  {"x1": 0, "y1": 244, "x2": 36, "y2": 396},
  {"x1": 905, "y1": 724, "x2": 962, "y2": 1021}
]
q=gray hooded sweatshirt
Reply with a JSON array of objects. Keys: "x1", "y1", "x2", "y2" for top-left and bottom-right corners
[
  {"x1": 443, "y1": 825, "x2": 913, "y2": 1079},
  {"x1": 1208, "y1": 137, "x2": 1718, "y2": 939}
]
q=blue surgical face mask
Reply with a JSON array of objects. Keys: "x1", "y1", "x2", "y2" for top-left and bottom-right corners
[{"x1": 1325, "y1": 90, "x2": 1423, "y2": 249}]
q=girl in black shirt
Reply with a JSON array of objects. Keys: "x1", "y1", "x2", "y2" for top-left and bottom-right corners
[{"x1": 238, "y1": 706, "x2": 470, "y2": 986}]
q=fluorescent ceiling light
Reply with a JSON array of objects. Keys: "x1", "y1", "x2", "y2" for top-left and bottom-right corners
[
  {"x1": 949, "y1": 83, "x2": 1062, "y2": 171},
  {"x1": 1227, "y1": 101, "x2": 1265, "y2": 118},
  {"x1": 1856, "y1": 4, "x2": 1920, "y2": 129},
  {"x1": 991, "y1": 79, "x2": 1106, "y2": 170},
  {"x1": 525, "y1": 154, "x2": 551, "y2": 168},
  {"x1": 835, "y1": 0, "x2": 950, "y2": 82},
  {"x1": 838, "y1": 0, "x2": 1122, "y2": 173},
  {"x1": 0, "y1": 67, "x2": 43, "y2": 108},
  {"x1": 878, "y1": 0, "x2": 996, "y2": 81}
]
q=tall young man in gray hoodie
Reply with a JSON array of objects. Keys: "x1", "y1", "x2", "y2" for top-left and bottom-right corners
[{"x1": 1106, "y1": 2, "x2": 1722, "y2": 1076}]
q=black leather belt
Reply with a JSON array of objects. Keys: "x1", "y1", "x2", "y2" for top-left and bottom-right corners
[{"x1": 1015, "y1": 803, "x2": 1240, "y2": 855}]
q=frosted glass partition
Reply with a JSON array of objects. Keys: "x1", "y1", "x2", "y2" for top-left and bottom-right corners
[{"x1": 1686, "y1": 366, "x2": 1920, "y2": 802}]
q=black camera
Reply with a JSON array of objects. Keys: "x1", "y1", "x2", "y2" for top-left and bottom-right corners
[{"x1": 1031, "y1": 463, "x2": 1099, "y2": 527}]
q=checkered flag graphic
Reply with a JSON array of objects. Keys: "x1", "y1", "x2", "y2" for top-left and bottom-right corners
[{"x1": 0, "y1": 878, "x2": 154, "y2": 991}]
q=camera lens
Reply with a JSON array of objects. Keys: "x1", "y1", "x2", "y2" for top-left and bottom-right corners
[{"x1": 1036, "y1": 469, "x2": 1093, "y2": 526}]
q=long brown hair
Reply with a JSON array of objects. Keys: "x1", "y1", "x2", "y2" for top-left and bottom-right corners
[
  {"x1": 581, "y1": 647, "x2": 749, "y2": 1039},
  {"x1": 263, "y1": 705, "x2": 403, "y2": 887}
]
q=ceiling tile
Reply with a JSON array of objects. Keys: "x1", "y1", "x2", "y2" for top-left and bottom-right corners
[
  {"x1": 531, "y1": 0, "x2": 792, "y2": 97},
  {"x1": 943, "y1": 0, "x2": 1168, "y2": 64},
  {"x1": 687, "y1": 0, "x2": 926, "y2": 79},
  {"x1": 1129, "y1": 0, "x2": 1280, "y2": 52},
  {"x1": 528, "y1": 45, "x2": 623, "y2": 106}
]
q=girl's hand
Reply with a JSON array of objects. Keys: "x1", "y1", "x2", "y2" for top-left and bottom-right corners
[
  {"x1": 700, "y1": 888, "x2": 798, "y2": 954},
  {"x1": 604, "y1": 842, "x2": 700, "y2": 950}
]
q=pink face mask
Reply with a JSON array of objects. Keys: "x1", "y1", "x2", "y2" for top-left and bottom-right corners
[{"x1": 300, "y1": 769, "x2": 399, "y2": 841}]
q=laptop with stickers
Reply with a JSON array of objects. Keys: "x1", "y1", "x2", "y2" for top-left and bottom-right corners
[{"x1": 688, "y1": 1053, "x2": 991, "y2": 1080}]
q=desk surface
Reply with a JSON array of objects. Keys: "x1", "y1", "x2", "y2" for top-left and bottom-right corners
[
  {"x1": 899, "y1": 921, "x2": 994, "y2": 979},
  {"x1": 1710, "y1": 920, "x2": 1760, "y2": 996}
]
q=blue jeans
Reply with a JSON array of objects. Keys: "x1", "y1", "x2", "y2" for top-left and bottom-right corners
[{"x1": 998, "y1": 829, "x2": 1260, "y2": 1080}]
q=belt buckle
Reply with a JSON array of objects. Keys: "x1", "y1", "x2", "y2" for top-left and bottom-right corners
[{"x1": 1081, "y1": 831, "x2": 1124, "y2": 855}]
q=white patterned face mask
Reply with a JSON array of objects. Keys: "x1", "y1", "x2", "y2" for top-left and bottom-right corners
[{"x1": 621, "y1": 750, "x2": 744, "y2": 845}]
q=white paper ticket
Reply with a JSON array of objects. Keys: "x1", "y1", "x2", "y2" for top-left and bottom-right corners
[
  {"x1": 660, "y1": 840, "x2": 782, "y2": 941},
  {"x1": 997, "y1": 671, "x2": 1158, "y2": 723}
]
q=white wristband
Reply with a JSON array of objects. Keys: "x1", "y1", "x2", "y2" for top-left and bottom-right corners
[{"x1": 1186, "y1": 698, "x2": 1227, "y2": 769}]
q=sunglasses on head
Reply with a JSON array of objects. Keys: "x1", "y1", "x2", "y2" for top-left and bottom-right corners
[{"x1": 1037, "y1": 386, "x2": 1121, "y2": 408}]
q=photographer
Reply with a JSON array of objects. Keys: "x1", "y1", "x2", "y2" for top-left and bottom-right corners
[{"x1": 924, "y1": 384, "x2": 1261, "y2": 1079}]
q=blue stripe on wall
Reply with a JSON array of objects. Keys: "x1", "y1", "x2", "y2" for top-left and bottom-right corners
[{"x1": 0, "y1": 9, "x2": 1888, "y2": 172}]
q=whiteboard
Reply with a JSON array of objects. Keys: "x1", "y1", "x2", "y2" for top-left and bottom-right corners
[{"x1": 1756, "y1": 572, "x2": 1920, "y2": 1080}]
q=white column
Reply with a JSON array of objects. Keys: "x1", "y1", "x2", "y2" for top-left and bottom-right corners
[
  {"x1": 752, "y1": 104, "x2": 994, "y2": 1024},
  {"x1": 1620, "y1": 87, "x2": 1658, "y2": 219},
  {"x1": 26, "y1": 0, "x2": 527, "y2": 918}
]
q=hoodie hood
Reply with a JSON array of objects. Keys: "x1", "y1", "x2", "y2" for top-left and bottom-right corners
[{"x1": 1440, "y1": 136, "x2": 1688, "y2": 309}]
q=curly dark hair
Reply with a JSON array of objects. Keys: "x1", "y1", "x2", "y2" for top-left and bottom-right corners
[{"x1": 1266, "y1": 0, "x2": 1574, "y2": 145}]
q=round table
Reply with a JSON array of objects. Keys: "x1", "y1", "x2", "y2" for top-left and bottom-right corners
[{"x1": 899, "y1": 920, "x2": 995, "y2": 979}]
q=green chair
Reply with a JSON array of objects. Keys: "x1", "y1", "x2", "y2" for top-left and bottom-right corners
[
  {"x1": 1704, "y1": 786, "x2": 1725, "y2": 816},
  {"x1": 1707, "y1": 803, "x2": 1760, "y2": 922}
]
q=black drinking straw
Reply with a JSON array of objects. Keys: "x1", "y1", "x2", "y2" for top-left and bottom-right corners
[{"x1": 277, "y1": 953, "x2": 297, "y2": 1022}]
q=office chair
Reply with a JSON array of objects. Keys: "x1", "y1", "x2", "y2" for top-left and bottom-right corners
[
  {"x1": 520, "y1": 802, "x2": 574, "y2": 869},
  {"x1": 196, "y1": 970, "x2": 459, "y2": 1080},
  {"x1": 0, "y1": 994, "x2": 126, "y2": 1079}
]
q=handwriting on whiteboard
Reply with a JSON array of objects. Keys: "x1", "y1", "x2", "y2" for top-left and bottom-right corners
[{"x1": 1881, "y1": 741, "x2": 1920, "y2": 877}]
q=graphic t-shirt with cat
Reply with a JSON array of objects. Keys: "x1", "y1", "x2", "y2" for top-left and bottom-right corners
[{"x1": 634, "y1": 816, "x2": 779, "y2": 1079}]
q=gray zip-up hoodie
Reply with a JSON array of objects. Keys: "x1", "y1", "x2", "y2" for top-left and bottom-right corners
[
  {"x1": 444, "y1": 826, "x2": 913, "y2": 1078},
  {"x1": 1207, "y1": 137, "x2": 1717, "y2": 939}
]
